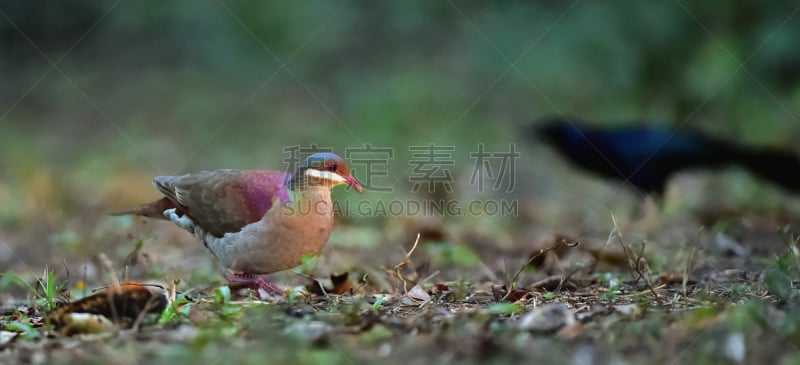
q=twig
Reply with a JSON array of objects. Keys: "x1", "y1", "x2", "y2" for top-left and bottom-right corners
[
  {"x1": 382, "y1": 233, "x2": 421, "y2": 294},
  {"x1": 529, "y1": 275, "x2": 568, "y2": 290},
  {"x1": 419, "y1": 270, "x2": 440, "y2": 286},
  {"x1": 167, "y1": 279, "x2": 178, "y2": 305},
  {"x1": 82, "y1": 264, "x2": 88, "y2": 298},
  {"x1": 63, "y1": 259, "x2": 71, "y2": 302},
  {"x1": 504, "y1": 237, "x2": 580, "y2": 301},
  {"x1": 611, "y1": 214, "x2": 662, "y2": 303},
  {"x1": 351, "y1": 273, "x2": 370, "y2": 293},
  {"x1": 609, "y1": 214, "x2": 637, "y2": 280},
  {"x1": 97, "y1": 253, "x2": 121, "y2": 289},
  {"x1": 683, "y1": 245, "x2": 697, "y2": 299},
  {"x1": 556, "y1": 264, "x2": 584, "y2": 292},
  {"x1": 293, "y1": 272, "x2": 329, "y2": 298},
  {"x1": 131, "y1": 292, "x2": 164, "y2": 332},
  {"x1": 617, "y1": 284, "x2": 668, "y2": 299},
  {"x1": 93, "y1": 282, "x2": 166, "y2": 292}
]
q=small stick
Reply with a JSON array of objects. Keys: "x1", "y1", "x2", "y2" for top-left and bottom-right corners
[
  {"x1": 382, "y1": 233, "x2": 422, "y2": 295},
  {"x1": 683, "y1": 245, "x2": 696, "y2": 299},
  {"x1": 395, "y1": 233, "x2": 421, "y2": 294},
  {"x1": 504, "y1": 238, "x2": 580, "y2": 301},
  {"x1": 97, "y1": 253, "x2": 121, "y2": 289},
  {"x1": 611, "y1": 214, "x2": 661, "y2": 303},
  {"x1": 131, "y1": 293, "x2": 164, "y2": 332}
]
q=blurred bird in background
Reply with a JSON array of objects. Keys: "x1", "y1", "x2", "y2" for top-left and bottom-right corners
[{"x1": 530, "y1": 117, "x2": 800, "y2": 195}]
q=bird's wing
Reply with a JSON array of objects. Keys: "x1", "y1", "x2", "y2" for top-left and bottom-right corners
[{"x1": 153, "y1": 169, "x2": 291, "y2": 237}]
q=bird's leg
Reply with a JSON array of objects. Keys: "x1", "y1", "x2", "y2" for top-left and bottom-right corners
[
  {"x1": 163, "y1": 209, "x2": 283, "y2": 297},
  {"x1": 223, "y1": 272, "x2": 284, "y2": 297}
]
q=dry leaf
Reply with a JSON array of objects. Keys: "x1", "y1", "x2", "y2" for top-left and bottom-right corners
[{"x1": 47, "y1": 283, "x2": 167, "y2": 335}]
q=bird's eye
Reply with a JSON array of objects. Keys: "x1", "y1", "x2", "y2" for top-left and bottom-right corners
[{"x1": 327, "y1": 164, "x2": 337, "y2": 172}]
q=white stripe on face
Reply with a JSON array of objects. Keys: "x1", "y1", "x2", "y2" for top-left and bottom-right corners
[{"x1": 304, "y1": 168, "x2": 347, "y2": 184}]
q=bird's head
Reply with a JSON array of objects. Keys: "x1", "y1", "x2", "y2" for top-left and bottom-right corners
[{"x1": 287, "y1": 153, "x2": 363, "y2": 193}]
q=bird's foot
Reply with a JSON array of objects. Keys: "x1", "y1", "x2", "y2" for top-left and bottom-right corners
[{"x1": 223, "y1": 272, "x2": 284, "y2": 298}]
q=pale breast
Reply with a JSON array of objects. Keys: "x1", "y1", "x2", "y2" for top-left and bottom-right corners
[{"x1": 205, "y1": 188, "x2": 335, "y2": 274}]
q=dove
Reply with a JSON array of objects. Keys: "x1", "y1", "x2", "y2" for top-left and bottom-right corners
[{"x1": 113, "y1": 153, "x2": 363, "y2": 296}]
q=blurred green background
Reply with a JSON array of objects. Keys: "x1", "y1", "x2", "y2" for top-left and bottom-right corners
[{"x1": 1, "y1": 0, "x2": 800, "y2": 277}]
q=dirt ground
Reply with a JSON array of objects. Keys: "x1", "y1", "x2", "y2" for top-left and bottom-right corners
[{"x1": 2, "y1": 179, "x2": 800, "y2": 365}]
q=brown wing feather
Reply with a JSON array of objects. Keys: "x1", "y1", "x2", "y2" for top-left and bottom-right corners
[{"x1": 153, "y1": 170, "x2": 289, "y2": 237}]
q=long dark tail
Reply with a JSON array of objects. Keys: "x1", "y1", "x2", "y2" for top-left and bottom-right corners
[
  {"x1": 736, "y1": 148, "x2": 800, "y2": 193},
  {"x1": 108, "y1": 197, "x2": 177, "y2": 219}
]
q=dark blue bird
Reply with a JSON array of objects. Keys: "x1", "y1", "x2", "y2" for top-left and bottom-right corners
[{"x1": 532, "y1": 117, "x2": 800, "y2": 194}]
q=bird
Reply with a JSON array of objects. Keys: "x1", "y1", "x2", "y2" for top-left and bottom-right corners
[
  {"x1": 112, "y1": 153, "x2": 363, "y2": 296},
  {"x1": 531, "y1": 117, "x2": 800, "y2": 194}
]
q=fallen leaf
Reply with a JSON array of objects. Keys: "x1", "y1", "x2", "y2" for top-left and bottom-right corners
[
  {"x1": 658, "y1": 273, "x2": 694, "y2": 285},
  {"x1": 306, "y1": 272, "x2": 353, "y2": 295},
  {"x1": 0, "y1": 331, "x2": 19, "y2": 348},
  {"x1": 491, "y1": 284, "x2": 532, "y2": 302},
  {"x1": 406, "y1": 284, "x2": 430, "y2": 302},
  {"x1": 58, "y1": 313, "x2": 116, "y2": 335},
  {"x1": 582, "y1": 247, "x2": 629, "y2": 267},
  {"x1": 47, "y1": 283, "x2": 167, "y2": 335}
]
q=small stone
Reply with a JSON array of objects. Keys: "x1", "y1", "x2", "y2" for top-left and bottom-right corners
[
  {"x1": 614, "y1": 303, "x2": 641, "y2": 316},
  {"x1": 284, "y1": 321, "x2": 332, "y2": 341},
  {"x1": 519, "y1": 303, "x2": 574, "y2": 332},
  {"x1": 724, "y1": 332, "x2": 745, "y2": 364}
]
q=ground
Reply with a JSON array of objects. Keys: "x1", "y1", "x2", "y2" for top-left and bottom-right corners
[{"x1": 2, "y1": 178, "x2": 800, "y2": 364}]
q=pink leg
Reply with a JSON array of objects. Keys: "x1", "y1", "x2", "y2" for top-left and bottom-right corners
[{"x1": 223, "y1": 272, "x2": 284, "y2": 297}]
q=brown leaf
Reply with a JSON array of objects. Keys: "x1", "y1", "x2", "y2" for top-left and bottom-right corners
[
  {"x1": 526, "y1": 234, "x2": 579, "y2": 270},
  {"x1": 47, "y1": 283, "x2": 167, "y2": 335},
  {"x1": 658, "y1": 273, "x2": 687, "y2": 285},
  {"x1": 434, "y1": 283, "x2": 450, "y2": 293},
  {"x1": 491, "y1": 284, "x2": 532, "y2": 302},
  {"x1": 582, "y1": 247, "x2": 629, "y2": 267},
  {"x1": 306, "y1": 272, "x2": 353, "y2": 296}
]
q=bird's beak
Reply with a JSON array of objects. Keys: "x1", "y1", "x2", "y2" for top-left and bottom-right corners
[{"x1": 344, "y1": 175, "x2": 364, "y2": 193}]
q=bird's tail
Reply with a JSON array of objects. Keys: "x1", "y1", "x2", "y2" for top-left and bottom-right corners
[
  {"x1": 736, "y1": 148, "x2": 800, "y2": 193},
  {"x1": 108, "y1": 197, "x2": 176, "y2": 219}
]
